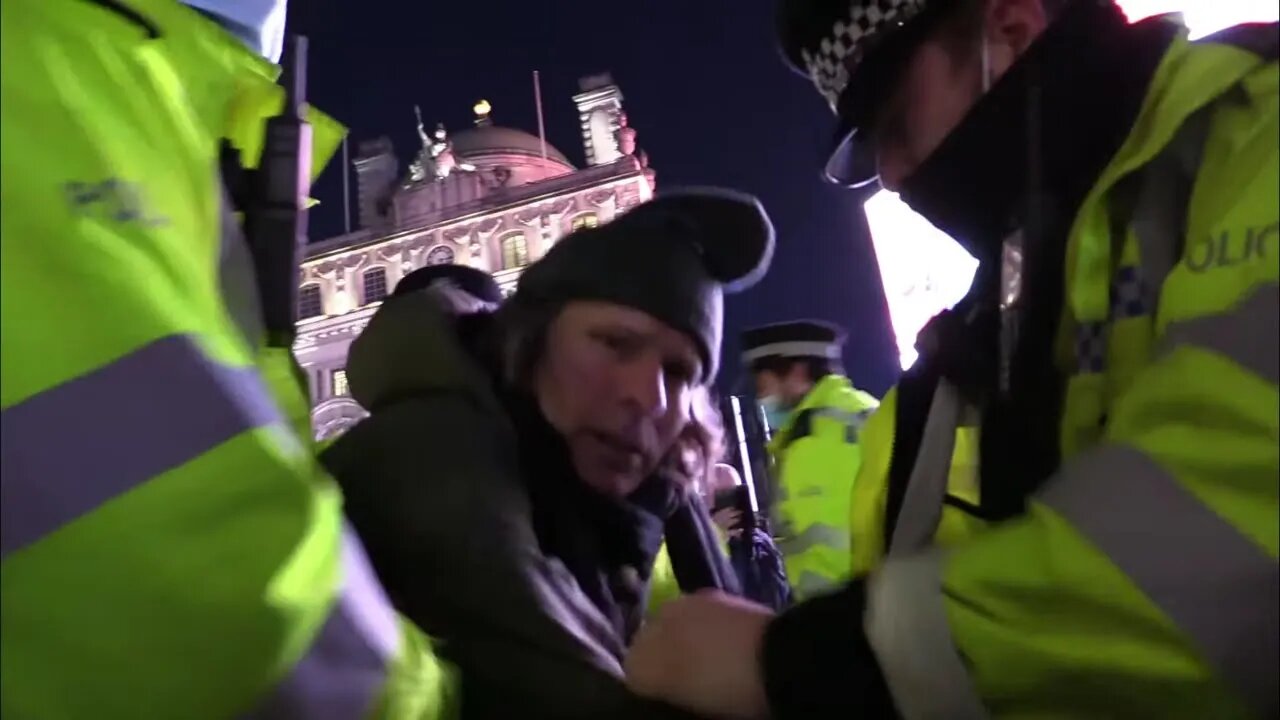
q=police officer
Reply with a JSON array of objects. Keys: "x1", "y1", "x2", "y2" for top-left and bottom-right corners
[
  {"x1": 624, "y1": 2, "x2": 1278, "y2": 718},
  {"x1": 741, "y1": 320, "x2": 878, "y2": 600},
  {"x1": 1, "y1": 1, "x2": 455, "y2": 717}
]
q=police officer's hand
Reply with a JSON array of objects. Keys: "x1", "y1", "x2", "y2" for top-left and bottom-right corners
[{"x1": 626, "y1": 591, "x2": 773, "y2": 719}]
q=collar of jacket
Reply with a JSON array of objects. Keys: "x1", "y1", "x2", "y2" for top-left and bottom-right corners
[
  {"x1": 768, "y1": 373, "x2": 858, "y2": 454},
  {"x1": 897, "y1": 1, "x2": 1181, "y2": 264},
  {"x1": 504, "y1": 390, "x2": 676, "y2": 642},
  {"x1": 106, "y1": 0, "x2": 345, "y2": 189}
]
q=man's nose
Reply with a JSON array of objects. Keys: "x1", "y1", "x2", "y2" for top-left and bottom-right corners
[{"x1": 618, "y1": 354, "x2": 668, "y2": 419}]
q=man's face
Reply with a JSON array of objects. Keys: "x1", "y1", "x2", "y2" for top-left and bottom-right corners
[
  {"x1": 535, "y1": 301, "x2": 702, "y2": 498},
  {"x1": 752, "y1": 369, "x2": 783, "y2": 404},
  {"x1": 867, "y1": 0, "x2": 1047, "y2": 190},
  {"x1": 752, "y1": 364, "x2": 811, "y2": 407},
  {"x1": 870, "y1": 39, "x2": 986, "y2": 191}
]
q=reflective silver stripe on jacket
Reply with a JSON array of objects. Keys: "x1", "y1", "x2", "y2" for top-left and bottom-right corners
[
  {"x1": 776, "y1": 522, "x2": 851, "y2": 556},
  {"x1": 792, "y1": 570, "x2": 840, "y2": 600},
  {"x1": 811, "y1": 406, "x2": 872, "y2": 428},
  {"x1": 1160, "y1": 282, "x2": 1279, "y2": 384},
  {"x1": 864, "y1": 551, "x2": 989, "y2": 720},
  {"x1": 890, "y1": 379, "x2": 967, "y2": 557},
  {"x1": 0, "y1": 334, "x2": 284, "y2": 558},
  {"x1": 245, "y1": 525, "x2": 401, "y2": 719},
  {"x1": 863, "y1": 380, "x2": 985, "y2": 718},
  {"x1": 1031, "y1": 283, "x2": 1280, "y2": 717},
  {"x1": 1042, "y1": 444, "x2": 1279, "y2": 718}
]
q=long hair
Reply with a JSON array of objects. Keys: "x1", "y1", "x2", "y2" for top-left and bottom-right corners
[{"x1": 671, "y1": 386, "x2": 728, "y2": 496}]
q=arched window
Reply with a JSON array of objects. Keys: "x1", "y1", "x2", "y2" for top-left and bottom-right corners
[
  {"x1": 362, "y1": 266, "x2": 388, "y2": 304},
  {"x1": 425, "y1": 244, "x2": 456, "y2": 266},
  {"x1": 298, "y1": 283, "x2": 323, "y2": 319},
  {"x1": 570, "y1": 213, "x2": 599, "y2": 231},
  {"x1": 331, "y1": 368, "x2": 349, "y2": 397},
  {"x1": 500, "y1": 232, "x2": 529, "y2": 270}
]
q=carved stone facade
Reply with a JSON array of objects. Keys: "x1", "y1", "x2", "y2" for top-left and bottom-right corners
[{"x1": 295, "y1": 74, "x2": 655, "y2": 440}]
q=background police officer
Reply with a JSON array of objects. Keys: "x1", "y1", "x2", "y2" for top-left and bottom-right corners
[{"x1": 742, "y1": 320, "x2": 878, "y2": 600}]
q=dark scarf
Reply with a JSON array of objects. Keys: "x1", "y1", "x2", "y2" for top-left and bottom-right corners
[
  {"x1": 884, "y1": 2, "x2": 1180, "y2": 538},
  {"x1": 504, "y1": 392, "x2": 682, "y2": 644}
]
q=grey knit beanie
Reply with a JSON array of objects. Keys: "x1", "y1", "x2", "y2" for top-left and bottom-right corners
[{"x1": 511, "y1": 188, "x2": 775, "y2": 381}]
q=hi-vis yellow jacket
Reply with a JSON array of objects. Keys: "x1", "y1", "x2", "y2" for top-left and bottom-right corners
[
  {"x1": 847, "y1": 386, "x2": 984, "y2": 578},
  {"x1": 770, "y1": 374, "x2": 878, "y2": 600},
  {"x1": 862, "y1": 22, "x2": 1278, "y2": 719},
  {"x1": 1, "y1": 1, "x2": 454, "y2": 717}
]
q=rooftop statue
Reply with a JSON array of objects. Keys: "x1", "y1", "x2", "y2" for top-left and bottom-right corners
[{"x1": 408, "y1": 106, "x2": 476, "y2": 183}]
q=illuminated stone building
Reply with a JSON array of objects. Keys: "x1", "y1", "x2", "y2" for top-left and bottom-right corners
[{"x1": 296, "y1": 73, "x2": 656, "y2": 440}]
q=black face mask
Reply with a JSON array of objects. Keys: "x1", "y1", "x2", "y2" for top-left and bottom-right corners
[
  {"x1": 895, "y1": 1, "x2": 1171, "y2": 268},
  {"x1": 895, "y1": 52, "x2": 1030, "y2": 266}
]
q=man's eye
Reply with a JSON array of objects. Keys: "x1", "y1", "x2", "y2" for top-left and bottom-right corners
[
  {"x1": 664, "y1": 362, "x2": 694, "y2": 386},
  {"x1": 591, "y1": 330, "x2": 632, "y2": 354}
]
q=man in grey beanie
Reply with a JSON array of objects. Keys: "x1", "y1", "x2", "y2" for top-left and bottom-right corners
[{"x1": 323, "y1": 188, "x2": 775, "y2": 719}]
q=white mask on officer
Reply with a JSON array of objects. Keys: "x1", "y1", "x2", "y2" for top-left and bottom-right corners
[
  {"x1": 182, "y1": 0, "x2": 288, "y2": 64},
  {"x1": 759, "y1": 395, "x2": 790, "y2": 431}
]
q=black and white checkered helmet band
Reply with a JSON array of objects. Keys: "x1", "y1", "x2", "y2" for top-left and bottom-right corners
[{"x1": 800, "y1": 0, "x2": 928, "y2": 110}]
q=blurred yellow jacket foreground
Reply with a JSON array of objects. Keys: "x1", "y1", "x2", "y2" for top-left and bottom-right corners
[{"x1": 1, "y1": 1, "x2": 456, "y2": 717}]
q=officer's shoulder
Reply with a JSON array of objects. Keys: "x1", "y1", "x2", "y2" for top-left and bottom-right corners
[{"x1": 1193, "y1": 22, "x2": 1278, "y2": 62}]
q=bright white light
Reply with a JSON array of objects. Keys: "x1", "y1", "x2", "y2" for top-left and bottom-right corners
[
  {"x1": 1116, "y1": 0, "x2": 1277, "y2": 38},
  {"x1": 863, "y1": 191, "x2": 979, "y2": 370}
]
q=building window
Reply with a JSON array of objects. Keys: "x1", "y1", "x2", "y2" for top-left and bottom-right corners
[
  {"x1": 571, "y1": 213, "x2": 599, "y2": 231},
  {"x1": 298, "y1": 284, "x2": 323, "y2": 319},
  {"x1": 332, "y1": 368, "x2": 349, "y2": 397},
  {"x1": 425, "y1": 244, "x2": 456, "y2": 266},
  {"x1": 500, "y1": 232, "x2": 529, "y2": 270},
  {"x1": 362, "y1": 266, "x2": 388, "y2": 304}
]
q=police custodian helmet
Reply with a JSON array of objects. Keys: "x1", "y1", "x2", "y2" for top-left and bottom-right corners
[
  {"x1": 777, "y1": 0, "x2": 959, "y2": 187},
  {"x1": 514, "y1": 188, "x2": 775, "y2": 382},
  {"x1": 741, "y1": 320, "x2": 848, "y2": 367}
]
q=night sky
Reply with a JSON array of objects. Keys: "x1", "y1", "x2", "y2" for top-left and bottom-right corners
[{"x1": 288, "y1": 0, "x2": 901, "y2": 396}]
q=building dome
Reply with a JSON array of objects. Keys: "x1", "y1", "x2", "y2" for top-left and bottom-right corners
[{"x1": 450, "y1": 126, "x2": 574, "y2": 168}]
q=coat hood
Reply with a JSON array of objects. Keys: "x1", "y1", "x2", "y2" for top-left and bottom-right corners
[{"x1": 347, "y1": 291, "x2": 497, "y2": 413}]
